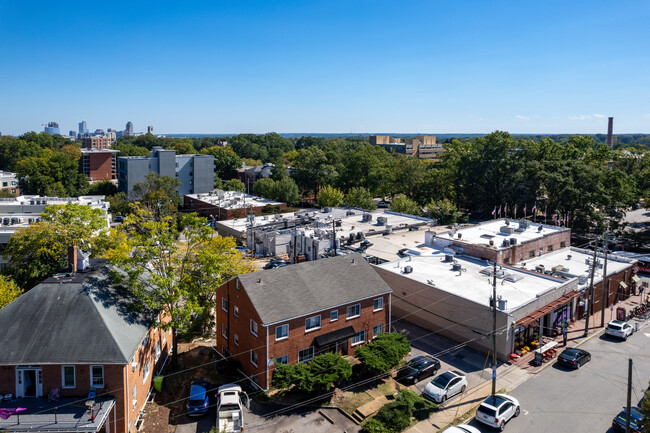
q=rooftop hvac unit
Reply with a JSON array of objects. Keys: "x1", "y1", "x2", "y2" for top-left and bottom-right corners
[
  {"x1": 444, "y1": 254, "x2": 454, "y2": 262},
  {"x1": 362, "y1": 213, "x2": 373, "y2": 222},
  {"x1": 519, "y1": 220, "x2": 530, "y2": 229},
  {"x1": 2, "y1": 218, "x2": 9, "y2": 225},
  {"x1": 377, "y1": 216, "x2": 388, "y2": 226},
  {"x1": 509, "y1": 238, "x2": 517, "y2": 245},
  {"x1": 502, "y1": 239, "x2": 510, "y2": 247},
  {"x1": 497, "y1": 297, "x2": 508, "y2": 310},
  {"x1": 452, "y1": 263, "x2": 462, "y2": 272},
  {"x1": 500, "y1": 226, "x2": 514, "y2": 235},
  {"x1": 535, "y1": 265, "x2": 545, "y2": 272},
  {"x1": 404, "y1": 265, "x2": 413, "y2": 274}
]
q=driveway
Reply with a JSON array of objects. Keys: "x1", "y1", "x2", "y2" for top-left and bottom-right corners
[
  {"x1": 393, "y1": 319, "x2": 497, "y2": 401},
  {"x1": 175, "y1": 399, "x2": 360, "y2": 433}
]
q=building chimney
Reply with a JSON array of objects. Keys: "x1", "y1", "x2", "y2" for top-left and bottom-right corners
[
  {"x1": 68, "y1": 246, "x2": 78, "y2": 272},
  {"x1": 606, "y1": 117, "x2": 614, "y2": 147}
]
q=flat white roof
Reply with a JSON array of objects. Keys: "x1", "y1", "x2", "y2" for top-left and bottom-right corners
[
  {"x1": 187, "y1": 190, "x2": 283, "y2": 209},
  {"x1": 216, "y1": 206, "x2": 433, "y2": 236},
  {"x1": 442, "y1": 218, "x2": 568, "y2": 250},
  {"x1": 521, "y1": 247, "x2": 637, "y2": 289},
  {"x1": 375, "y1": 250, "x2": 568, "y2": 312}
]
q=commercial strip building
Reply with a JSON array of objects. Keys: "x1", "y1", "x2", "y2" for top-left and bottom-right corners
[
  {"x1": 373, "y1": 243, "x2": 637, "y2": 361},
  {"x1": 117, "y1": 146, "x2": 214, "y2": 197},
  {"x1": 215, "y1": 253, "x2": 391, "y2": 390},
  {"x1": 0, "y1": 170, "x2": 19, "y2": 196},
  {"x1": 213, "y1": 206, "x2": 433, "y2": 259},
  {"x1": 184, "y1": 190, "x2": 286, "y2": 221}
]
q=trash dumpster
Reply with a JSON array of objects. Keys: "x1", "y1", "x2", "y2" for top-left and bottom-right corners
[{"x1": 153, "y1": 376, "x2": 163, "y2": 392}]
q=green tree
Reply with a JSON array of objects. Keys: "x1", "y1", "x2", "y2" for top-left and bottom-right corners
[
  {"x1": 344, "y1": 187, "x2": 377, "y2": 210},
  {"x1": 106, "y1": 192, "x2": 131, "y2": 216},
  {"x1": 362, "y1": 389, "x2": 436, "y2": 433},
  {"x1": 131, "y1": 173, "x2": 182, "y2": 220},
  {"x1": 389, "y1": 195, "x2": 422, "y2": 216},
  {"x1": 88, "y1": 179, "x2": 119, "y2": 196},
  {"x1": 271, "y1": 352, "x2": 352, "y2": 393},
  {"x1": 252, "y1": 177, "x2": 276, "y2": 198},
  {"x1": 641, "y1": 383, "x2": 650, "y2": 433},
  {"x1": 4, "y1": 203, "x2": 111, "y2": 289},
  {"x1": 0, "y1": 276, "x2": 23, "y2": 309},
  {"x1": 15, "y1": 149, "x2": 89, "y2": 196},
  {"x1": 316, "y1": 185, "x2": 344, "y2": 207},
  {"x1": 425, "y1": 199, "x2": 463, "y2": 225},
  {"x1": 224, "y1": 179, "x2": 246, "y2": 192},
  {"x1": 355, "y1": 332, "x2": 411, "y2": 373},
  {"x1": 201, "y1": 146, "x2": 243, "y2": 179},
  {"x1": 107, "y1": 209, "x2": 255, "y2": 365},
  {"x1": 271, "y1": 177, "x2": 301, "y2": 206}
]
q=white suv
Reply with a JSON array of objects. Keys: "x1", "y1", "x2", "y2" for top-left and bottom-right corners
[
  {"x1": 475, "y1": 394, "x2": 520, "y2": 431},
  {"x1": 605, "y1": 320, "x2": 634, "y2": 340}
]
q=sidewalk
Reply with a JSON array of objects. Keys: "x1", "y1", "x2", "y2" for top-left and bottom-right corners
[{"x1": 405, "y1": 293, "x2": 650, "y2": 433}]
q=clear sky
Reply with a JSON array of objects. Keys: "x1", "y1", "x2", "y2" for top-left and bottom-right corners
[{"x1": 1, "y1": 1, "x2": 649, "y2": 136}]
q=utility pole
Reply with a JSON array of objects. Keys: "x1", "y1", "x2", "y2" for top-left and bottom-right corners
[
  {"x1": 491, "y1": 260, "x2": 497, "y2": 399},
  {"x1": 332, "y1": 219, "x2": 337, "y2": 256},
  {"x1": 626, "y1": 358, "x2": 632, "y2": 433},
  {"x1": 600, "y1": 232, "x2": 614, "y2": 328},
  {"x1": 584, "y1": 238, "x2": 599, "y2": 337}
]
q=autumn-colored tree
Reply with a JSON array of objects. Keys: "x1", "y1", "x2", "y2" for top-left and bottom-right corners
[{"x1": 0, "y1": 276, "x2": 22, "y2": 309}]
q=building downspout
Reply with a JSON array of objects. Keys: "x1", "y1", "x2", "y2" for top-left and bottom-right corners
[
  {"x1": 265, "y1": 325, "x2": 270, "y2": 391},
  {"x1": 125, "y1": 365, "x2": 130, "y2": 432},
  {"x1": 388, "y1": 293, "x2": 392, "y2": 332}
]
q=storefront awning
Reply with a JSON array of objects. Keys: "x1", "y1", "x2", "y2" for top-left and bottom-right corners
[
  {"x1": 516, "y1": 290, "x2": 582, "y2": 328},
  {"x1": 620, "y1": 282, "x2": 628, "y2": 289},
  {"x1": 314, "y1": 326, "x2": 356, "y2": 347},
  {"x1": 632, "y1": 275, "x2": 640, "y2": 283}
]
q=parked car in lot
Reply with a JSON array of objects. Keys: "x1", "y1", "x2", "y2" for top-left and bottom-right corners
[
  {"x1": 443, "y1": 425, "x2": 481, "y2": 433},
  {"x1": 264, "y1": 258, "x2": 290, "y2": 270},
  {"x1": 612, "y1": 407, "x2": 645, "y2": 433},
  {"x1": 186, "y1": 379, "x2": 211, "y2": 416},
  {"x1": 396, "y1": 355, "x2": 441, "y2": 384},
  {"x1": 605, "y1": 320, "x2": 634, "y2": 340},
  {"x1": 475, "y1": 394, "x2": 521, "y2": 431},
  {"x1": 557, "y1": 348, "x2": 591, "y2": 369},
  {"x1": 422, "y1": 370, "x2": 467, "y2": 403}
]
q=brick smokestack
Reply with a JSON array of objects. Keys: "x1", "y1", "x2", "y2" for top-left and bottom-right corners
[
  {"x1": 68, "y1": 246, "x2": 78, "y2": 272},
  {"x1": 606, "y1": 117, "x2": 614, "y2": 147}
]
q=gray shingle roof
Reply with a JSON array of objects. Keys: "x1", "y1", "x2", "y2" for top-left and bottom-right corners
[
  {"x1": 0, "y1": 262, "x2": 153, "y2": 365},
  {"x1": 237, "y1": 253, "x2": 391, "y2": 325}
]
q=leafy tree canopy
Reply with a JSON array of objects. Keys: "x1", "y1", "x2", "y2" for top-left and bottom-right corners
[
  {"x1": 390, "y1": 195, "x2": 422, "y2": 216},
  {"x1": 344, "y1": 187, "x2": 377, "y2": 210},
  {"x1": 130, "y1": 173, "x2": 181, "y2": 220},
  {"x1": 0, "y1": 276, "x2": 23, "y2": 309},
  {"x1": 316, "y1": 185, "x2": 344, "y2": 208},
  {"x1": 271, "y1": 352, "x2": 352, "y2": 393},
  {"x1": 355, "y1": 332, "x2": 411, "y2": 373}
]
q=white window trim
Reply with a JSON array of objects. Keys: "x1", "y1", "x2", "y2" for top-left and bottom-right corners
[
  {"x1": 234, "y1": 334, "x2": 239, "y2": 346},
  {"x1": 276, "y1": 355, "x2": 289, "y2": 364},
  {"x1": 373, "y1": 324, "x2": 383, "y2": 338},
  {"x1": 305, "y1": 315, "x2": 321, "y2": 332},
  {"x1": 250, "y1": 350, "x2": 258, "y2": 367},
  {"x1": 222, "y1": 297, "x2": 228, "y2": 312},
  {"x1": 234, "y1": 305, "x2": 239, "y2": 317},
  {"x1": 131, "y1": 356, "x2": 138, "y2": 372},
  {"x1": 250, "y1": 320, "x2": 258, "y2": 337},
  {"x1": 132, "y1": 385, "x2": 137, "y2": 409},
  {"x1": 330, "y1": 310, "x2": 338, "y2": 322},
  {"x1": 90, "y1": 365, "x2": 104, "y2": 388},
  {"x1": 61, "y1": 365, "x2": 75, "y2": 389},
  {"x1": 347, "y1": 304, "x2": 361, "y2": 320},
  {"x1": 351, "y1": 330, "x2": 365, "y2": 346},
  {"x1": 222, "y1": 324, "x2": 228, "y2": 339},
  {"x1": 155, "y1": 341, "x2": 161, "y2": 362},
  {"x1": 275, "y1": 324, "x2": 289, "y2": 341},
  {"x1": 373, "y1": 298, "x2": 384, "y2": 312}
]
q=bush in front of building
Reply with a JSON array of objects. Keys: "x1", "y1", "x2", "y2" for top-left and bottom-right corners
[
  {"x1": 272, "y1": 352, "x2": 352, "y2": 393},
  {"x1": 355, "y1": 332, "x2": 411, "y2": 373},
  {"x1": 362, "y1": 389, "x2": 437, "y2": 433}
]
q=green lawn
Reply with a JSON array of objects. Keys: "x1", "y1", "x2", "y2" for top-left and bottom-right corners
[{"x1": 339, "y1": 391, "x2": 374, "y2": 415}]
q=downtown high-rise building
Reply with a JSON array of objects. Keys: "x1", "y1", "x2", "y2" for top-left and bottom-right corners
[
  {"x1": 124, "y1": 121, "x2": 134, "y2": 137},
  {"x1": 78, "y1": 120, "x2": 88, "y2": 136},
  {"x1": 44, "y1": 122, "x2": 60, "y2": 135}
]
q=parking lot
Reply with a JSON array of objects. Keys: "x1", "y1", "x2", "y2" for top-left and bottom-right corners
[{"x1": 393, "y1": 319, "x2": 496, "y2": 402}]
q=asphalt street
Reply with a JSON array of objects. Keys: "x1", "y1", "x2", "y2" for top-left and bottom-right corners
[{"x1": 461, "y1": 319, "x2": 650, "y2": 433}]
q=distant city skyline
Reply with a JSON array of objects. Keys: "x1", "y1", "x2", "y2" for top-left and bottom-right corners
[{"x1": 1, "y1": 1, "x2": 649, "y2": 136}]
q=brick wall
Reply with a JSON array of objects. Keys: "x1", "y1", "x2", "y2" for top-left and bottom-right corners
[
  {"x1": 88, "y1": 152, "x2": 115, "y2": 181},
  {"x1": 216, "y1": 277, "x2": 390, "y2": 389}
]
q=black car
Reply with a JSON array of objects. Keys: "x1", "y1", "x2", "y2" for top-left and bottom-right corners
[
  {"x1": 557, "y1": 348, "x2": 591, "y2": 369},
  {"x1": 612, "y1": 407, "x2": 644, "y2": 433},
  {"x1": 396, "y1": 355, "x2": 441, "y2": 384},
  {"x1": 264, "y1": 258, "x2": 289, "y2": 270}
]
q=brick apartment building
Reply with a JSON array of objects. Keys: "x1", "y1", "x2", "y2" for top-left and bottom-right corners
[
  {"x1": 215, "y1": 253, "x2": 392, "y2": 390},
  {"x1": 0, "y1": 260, "x2": 171, "y2": 433},
  {"x1": 0, "y1": 170, "x2": 19, "y2": 196},
  {"x1": 82, "y1": 135, "x2": 114, "y2": 150},
  {"x1": 80, "y1": 149, "x2": 119, "y2": 181}
]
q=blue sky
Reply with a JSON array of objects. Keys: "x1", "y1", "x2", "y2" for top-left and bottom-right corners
[{"x1": 1, "y1": 0, "x2": 649, "y2": 135}]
